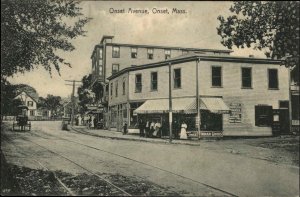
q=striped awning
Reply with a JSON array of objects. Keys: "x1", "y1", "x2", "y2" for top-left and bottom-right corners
[
  {"x1": 200, "y1": 97, "x2": 230, "y2": 114},
  {"x1": 133, "y1": 97, "x2": 230, "y2": 114}
]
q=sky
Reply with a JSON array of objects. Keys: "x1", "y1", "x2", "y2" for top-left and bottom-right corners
[{"x1": 8, "y1": 1, "x2": 266, "y2": 98}]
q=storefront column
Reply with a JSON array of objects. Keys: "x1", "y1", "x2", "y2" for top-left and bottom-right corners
[{"x1": 196, "y1": 58, "x2": 201, "y2": 139}]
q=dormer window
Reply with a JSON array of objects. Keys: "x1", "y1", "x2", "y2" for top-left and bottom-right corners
[
  {"x1": 165, "y1": 49, "x2": 171, "y2": 59},
  {"x1": 147, "y1": 48, "x2": 154, "y2": 59}
]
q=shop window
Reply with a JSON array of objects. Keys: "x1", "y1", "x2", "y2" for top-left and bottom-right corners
[
  {"x1": 135, "y1": 74, "x2": 142, "y2": 93},
  {"x1": 147, "y1": 48, "x2": 153, "y2": 59},
  {"x1": 241, "y1": 67, "x2": 252, "y2": 88},
  {"x1": 151, "y1": 72, "x2": 158, "y2": 91},
  {"x1": 268, "y1": 69, "x2": 278, "y2": 89},
  {"x1": 115, "y1": 82, "x2": 118, "y2": 97},
  {"x1": 112, "y1": 64, "x2": 119, "y2": 75},
  {"x1": 112, "y1": 46, "x2": 120, "y2": 58},
  {"x1": 131, "y1": 47, "x2": 137, "y2": 58},
  {"x1": 212, "y1": 66, "x2": 222, "y2": 87},
  {"x1": 27, "y1": 101, "x2": 33, "y2": 107},
  {"x1": 174, "y1": 68, "x2": 181, "y2": 88},
  {"x1": 122, "y1": 80, "x2": 126, "y2": 95},
  {"x1": 165, "y1": 49, "x2": 171, "y2": 60},
  {"x1": 255, "y1": 105, "x2": 273, "y2": 126}
]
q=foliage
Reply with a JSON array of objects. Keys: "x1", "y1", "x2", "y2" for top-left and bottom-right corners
[
  {"x1": 77, "y1": 74, "x2": 94, "y2": 113},
  {"x1": 1, "y1": 0, "x2": 91, "y2": 79},
  {"x1": 14, "y1": 84, "x2": 39, "y2": 101},
  {"x1": 217, "y1": 1, "x2": 299, "y2": 68},
  {"x1": 42, "y1": 94, "x2": 62, "y2": 116},
  {"x1": 1, "y1": 82, "x2": 25, "y2": 116}
]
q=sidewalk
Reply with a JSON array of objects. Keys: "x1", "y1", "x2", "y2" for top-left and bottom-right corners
[{"x1": 70, "y1": 126, "x2": 203, "y2": 146}]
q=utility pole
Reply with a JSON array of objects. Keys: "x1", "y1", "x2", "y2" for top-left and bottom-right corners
[
  {"x1": 168, "y1": 63, "x2": 173, "y2": 143},
  {"x1": 65, "y1": 80, "x2": 81, "y2": 126},
  {"x1": 196, "y1": 59, "x2": 201, "y2": 139}
]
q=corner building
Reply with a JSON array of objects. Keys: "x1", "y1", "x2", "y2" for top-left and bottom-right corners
[{"x1": 107, "y1": 53, "x2": 290, "y2": 136}]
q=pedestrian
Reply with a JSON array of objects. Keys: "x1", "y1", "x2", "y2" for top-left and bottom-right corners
[
  {"x1": 90, "y1": 115, "x2": 95, "y2": 129},
  {"x1": 153, "y1": 121, "x2": 161, "y2": 138},
  {"x1": 149, "y1": 121, "x2": 155, "y2": 137},
  {"x1": 123, "y1": 122, "x2": 128, "y2": 135},
  {"x1": 138, "y1": 119, "x2": 144, "y2": 137},
  {"x1": 180, "y1": 121, "x2": 188, "y2": 139},
  {"x1": 145, "y1": 120, "x2": 150, "y2": 138},
  {"x1": 78, "y1": 115, "x2": 82, "y2": 126}
]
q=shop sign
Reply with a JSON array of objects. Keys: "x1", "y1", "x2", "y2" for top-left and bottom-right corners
[
  {"x1": 229, "y1": 103, "x2": 242, "y2": 123},
  {"x1": 200, "y1": 131, "x2": 223, "y2": 137}
]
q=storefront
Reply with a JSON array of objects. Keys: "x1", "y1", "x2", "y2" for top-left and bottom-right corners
[{"x1": 133, "y1": 96, "x2": 230, "y2": 138}]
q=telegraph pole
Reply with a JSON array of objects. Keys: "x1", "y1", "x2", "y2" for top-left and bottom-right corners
[
  {"x1": 196, "y1": 58, "x2": 201, "y2": 139},
  {"x1": 168, "y1": 63, "x2": 173, "y2": 143},
  {"x1": 65, "y1": 80, "x2": 81, "y2": 126}
]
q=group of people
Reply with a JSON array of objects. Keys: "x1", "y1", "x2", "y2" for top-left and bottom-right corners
[
  {"x1": 123, "y1": 118, "x2": 189, "y2": 139},
  {"x1": 75, "y1": 114, "x2": 97, "y2": 129}
]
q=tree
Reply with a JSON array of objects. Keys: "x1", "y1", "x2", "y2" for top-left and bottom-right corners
[
  {"x1": 43, "y1": 94, "x2": 62, "y2": 117},
  {"x1": 1, "y1": 0, "x2": 91, "y2": 80},
  {"x1": 77, "y1": 74, "x2": 95, "y2": 113},
  {"x1": 217, "y1": 1, "x2": 299, "y2": 68}
]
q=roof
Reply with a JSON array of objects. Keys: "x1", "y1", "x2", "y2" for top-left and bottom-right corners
[
  {"x1": 105, "y1": 42, "x2": 233, "y2": 54},
  {"x1": 108, "y1": 52, "x2": 282, "y2": 80},
  {"x1": 14, "y1": 91, "x2": 38, "y2": 103},
  {"x1": 100, "y1": 35, "x2": 114, "y2": 44}
]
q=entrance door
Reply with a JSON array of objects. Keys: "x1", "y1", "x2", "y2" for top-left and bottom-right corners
[{"x1": 279, "y1": 109, "x2": 290, "y2": 134}]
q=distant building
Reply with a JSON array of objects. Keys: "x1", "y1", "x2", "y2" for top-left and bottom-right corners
[
  {"x1": 14, "y1": 91, "x2": 38, "y2": 118},
  {"x1": 107, "y1": 53, "x2": 289, "y2": 136}
]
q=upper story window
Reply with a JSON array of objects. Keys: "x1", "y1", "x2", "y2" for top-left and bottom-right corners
[
  {"x1": 110, "y1": 83, "x2": 113, "y2": 98},
  {"x1": 122, "y1": 80, "x2": 126, "y2": 95},
  {"x1": 241, "y1": 67, "x2": 252, "y2": 88},
  {"x1": 147, "y1": 48, "x2": 154, "y2": 59},
  {"x1": 27, "y1": 101, "x2": 33, "y2": 107},
  {"x1": 112, "y1": 46, "x2": 120, "y2": 58},
  {"x1": 112, "y1": 64, "x2": 119, "y2": 75},
  {"x1": 165, "y1": 49, "x2": 171, "y2": 60},
  {"x1": 131, "y1": 47, "x2": 137, "y2": 58},
  {"x1": 174, "y1": 68, "x2": 181, "y2": 89},
  {"x1": 99, "y1": 49, "x2": 103, "y2": 59},
  {"x1": 115, "y1": 81, "x2": 118, "y2": 97},
  {"x1": 151, "y1": 72, "x2": 158, "y2": 91},
  {"x1": 135, "y1": 74, "x2": 142, "y2": 93},
  {"x1": 211, "y1": 66, "x2": 222, "y2": 87},
  {"x1": 268, "y1": 69, "x2": 279, "y2": 89}
]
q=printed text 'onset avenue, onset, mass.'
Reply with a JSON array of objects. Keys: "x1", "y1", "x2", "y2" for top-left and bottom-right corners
[{"x1": 109, "y1": 8, "x2": 187, "y2": 14}]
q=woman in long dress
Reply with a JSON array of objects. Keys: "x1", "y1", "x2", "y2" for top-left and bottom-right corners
[{"x1": 180, "y1": 121, "x2": 188, "y2": 139}]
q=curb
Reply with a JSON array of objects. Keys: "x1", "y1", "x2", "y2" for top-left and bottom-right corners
[{"x1": 69, "y1": 126, "x2": 201, "y2": 146}]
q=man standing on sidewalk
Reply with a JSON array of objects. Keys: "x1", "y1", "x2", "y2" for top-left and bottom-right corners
[{"x1": 138, "y1": 119, "x2": 145, "y2": 137}]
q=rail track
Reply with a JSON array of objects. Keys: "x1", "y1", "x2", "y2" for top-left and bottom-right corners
[{"x1": 2, "y1": 124, "x2": 237, "y2": 196}]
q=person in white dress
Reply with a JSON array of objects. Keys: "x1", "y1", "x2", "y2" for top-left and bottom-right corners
[
  {"x1": 180, "y1": 121, "x2": 188, "y2": 139},
  {"x1": 78, "y1": 115, "x2": 82, "y2": 126},
  {"x1": 90, "y1": 115, "x2": 95, "y2": 128}
]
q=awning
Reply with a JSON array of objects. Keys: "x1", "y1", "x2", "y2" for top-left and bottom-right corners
[
  {"x1": 133, "y1": 97, "x2": 230, "y2": 114},
  {"x1": 200, "y1": 97, "x2": 230, "y2": 114},
  {"x1": 134, "y1": 97, "x2": 197, "y2": 114}
]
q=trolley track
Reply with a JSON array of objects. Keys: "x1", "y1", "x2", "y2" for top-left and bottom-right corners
[{"x1": 8, "y1": 127, "x2": 237, "y2": 197}]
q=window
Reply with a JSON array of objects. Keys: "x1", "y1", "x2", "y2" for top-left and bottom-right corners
[
  {"x1": 147, "y1": 48, "x2": 153, "y2": 59},
  {"x1": 165, "y1": 49, "x2": 171, "y2": 59},
  {"x1": 212, "y1": 66, "x2": 222, "y2": 87},
  {"x1": 268, "y1": 69, "x2": 278, "y2": 89},
  {"x1": 255, "y1": 105, "x2": 273, "y2": 126},
  {"x1": 241, "y1": 67, "x2": 252, "y2": 88},
  {"x1": 112, "y1": 46, "x2": 120, "y2": 58},
  {"x1": 27, "y1": 101, "x2": 33, "y2": 107},
  {"x1": 99, "y1": 49, "x2": 103, "y2": 59},
  {"x1": 110, "y1": 83, "x2": 113, "y2": 97},
  {"x1": 112, "y1": 64, "x2": 119, "y2": 75},
  {"x1": 131, "y1": 47, "x2": 137, "y2": 58},
  {"x1": 30, "y1": 110, "x2": 34, "y2": 116},
  {"x1": 115, "y1": 82, "x2": 118, "y2": 97},
  {"x1": 151, "y1": 72, "x2": 158, "y2": 91},
  {"x1": 174, "y1": 68, "x2": 181, "y2": 88},
  {"x1": 135, "y1": 74, "x2": 142, "y2": 93},
  {"x1": 122, "y1": 80, "x2": 126, "y2": 95}
]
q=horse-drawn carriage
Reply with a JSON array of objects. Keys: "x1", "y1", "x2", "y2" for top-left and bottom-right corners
[{"x1": 12, "y1": 105, "x2": 31, "y2": 131}]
